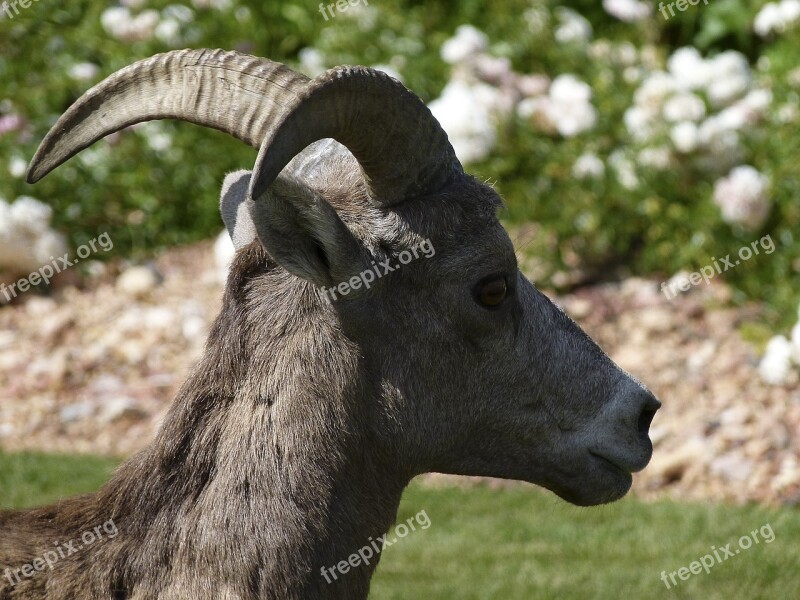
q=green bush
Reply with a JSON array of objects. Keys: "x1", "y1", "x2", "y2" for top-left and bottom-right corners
[{"x1": 1, "y1": 0, "x2": 797, "y2": 325}]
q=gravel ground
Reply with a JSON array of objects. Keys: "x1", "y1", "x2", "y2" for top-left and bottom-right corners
[{"x1": 1, "y1": 240, "x2": 798, "y2": 505}]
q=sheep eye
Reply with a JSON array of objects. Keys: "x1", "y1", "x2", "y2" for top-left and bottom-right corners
[{"x1": 475, "y1": 276, "x2": 507, "y2": 308}]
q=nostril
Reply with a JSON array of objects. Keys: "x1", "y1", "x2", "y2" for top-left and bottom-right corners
[{"x1": 637, "y1": 406, "x2": 658, "y2": 436}]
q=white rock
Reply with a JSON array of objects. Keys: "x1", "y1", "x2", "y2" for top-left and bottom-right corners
[
  {"x1": 116, "y1": 265, "x2": 162, "y2": 298},
  {"x1": 759, "y1": 335, "x2": 794, "y2": 385},
  {"x1": 60, "y1": 402, "x2": 94, "y2": 423},
  {"x1": 100, "y1": 397, "x2": 144, "y2": 423}
]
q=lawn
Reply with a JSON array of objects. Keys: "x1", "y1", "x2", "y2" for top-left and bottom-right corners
[{"x1": 1, "y1": 451, "x2": 798, "y2": 599}]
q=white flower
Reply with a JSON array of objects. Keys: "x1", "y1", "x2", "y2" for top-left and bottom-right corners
[
  {"x1": 791, "y1": 321, "x2": 800, "y2": 364},
  {"x1": 778, "y1": 102, "x2": 799, "y2": 123},
  {"x1": 10, "y1": 196, "x2": 53, "y2": 234},
  {"x1": 713, "y1": 165, "x2": 771, "y2": 229},
  {"x1": 623, "y1": 106, "x2": 657, "y2": 142},
  {"x1": 101, "y1": 7, "x2": 159, "y2": 42},
  {"x1": 101, "y1": 7, "x2": 130, "y2": 37},
  {"x1": 755, "y1": 0, "x2": 800, "y2": 35},
  {"x1": 602, "y1": 0, "x2": 651, "y2": 22},
  {"x1": 163, "y1": 4, "x2": 195, "y2": 22},
  {"x1": 634, "y1": 72, "x2": 676, "y2": 113},
  {"x1": 555, "y1": 7, "x2": 592, "y2": 44},
  {"x1": 781, "y1": 0, "x2": 800, "y2": 21},
  {"x1": 638, "y1": 146, "x2": 672, "y2": 170},
  {"x1": 667, "y1": 47, "x2": 710, "y2": 90},
  {"x1": 520, "y1": 75, "x2": 597, "y2": 137},
  {"x1": 441, "y1": 25, "x2": 488, "y2": 65},
  {"x1": 759, "y1": 335, "x2": 794, "y2": 385},
  {"x1": 663, "y1": 92, "x2": 706, "y2": 122},
  {"x1": 474, "y1": 55, "x2": 513, "y2": 86},
  {"x1": 572, "y1": 153, "x2": 605, "y2": 179},
  {"x1": 523, "y1": 7, "x2": 550, "y2": 35},
  {"x1": 549, "y1": 75, "x2": 597, "y2": 136},
  {"x1": 429, "y1": 80, "x2": 498, "y2": 164},
  {"x1": 588, "y1": 39, "x2": 612, "y2": 60},
  {"x1": 191, "y1": 0, "x2": 232, "y2": 9},
  {"x1": 623, "y1": 66, "x2": 643, "y2": 84},
  {"x1": 8, "y1": 156, "x2": 27, "y2": 179},
  {"x1": 613, "y1": 42, "x2": 638, "y2": 67},
  {"x1": 68, "y1": 62, "x2": 100, "y2": 82},
  {"x1": 706, "y1": 51, "x2": 751, "y2": 107},
  {"x1": 609, "y1": 150, "x2": 639, "y2": 189},
  {"x1": 697, "y1": 118, "x2": 743, "y2": 171},
  {"x1": 516, "y1": 74, "x2": 550, "y2": 98},
  {"x1": 298, "y1": 48, "x2": 325, "y2": 77},
  {"x1": 670, "y1": 121, "x2": 699, "y2": 153},
  {"x1": 155, "y1": 18, "x2": 182, "y2": 46},
  {"x1": 550, "y1": 74, "x2": 591, "y2": 104},
  {"x1": 137, "y1": 122, "x2": 172, "y2": 153}
]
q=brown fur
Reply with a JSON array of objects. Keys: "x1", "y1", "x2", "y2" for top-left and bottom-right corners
[{"x1": 2, "y1": 146, "x2": 658, "y2": 599}]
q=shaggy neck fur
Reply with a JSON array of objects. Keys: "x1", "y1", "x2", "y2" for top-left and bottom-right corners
[{"x1": 0, "y1": 244, "x2": 409, "y2": 600}]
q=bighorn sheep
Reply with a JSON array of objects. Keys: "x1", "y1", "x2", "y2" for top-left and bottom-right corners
[{"x1": 1, "y1": 48, "x2": 660, "y2": 599}]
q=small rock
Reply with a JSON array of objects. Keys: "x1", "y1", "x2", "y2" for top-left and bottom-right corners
[
  {"x1": 719, "y1": 405, "x2": 751, "y2": 426},
  {"x1": 99, "y1": 396, "x2": 145, "y2": 423},
  {"x1": 638, "y1": 307, "x2": 673, "y2": 333},
  {"x1": 687, "y1": 340, "x2": 716, "y2": 372},
  {"x1": 143, "y1": 307, "x2": 175, "y2": 330},
  {"x1": 25, "y1": 296, "x2": 58, "y2": 315},
  {"x1": 182, "y1": 315, "x2": 207, "y2": 340},
  {"x1": 59, "y1": 402, "x2": 94, "y2": 423},
  {"x1": 649, "y1": 438, "x2": 707, "y2": 482},
  {"x1": 116, "y1": 264, "x2": 162, "y2": 298},
  {"x1": 710, "y1": 452, "x2": 754, "y2": 483},
  {"x1": 90, "y1": 374, "x2": 126, "y2": 394},
  {"x1": 0, "y1": 331, "x2": 15, "y2": 349},
  {"x1": 563, "y1": 297, "x2": 592, "y2": 320}
]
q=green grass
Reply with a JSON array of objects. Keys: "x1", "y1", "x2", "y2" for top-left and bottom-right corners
[
  {"x1": 2, "y1": 451, "x2": 798, "y2": 599},
  {"x1": 0, "y1": 450, "x2": 118, "y2": 510}
]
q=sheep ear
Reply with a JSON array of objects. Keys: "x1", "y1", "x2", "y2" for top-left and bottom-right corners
[
  {"x1": 220, "y1": 170, "x2": 258, "y2": 251},
  {"x1": 247, "y1": 175, "x2": 366, "y2": 289}
]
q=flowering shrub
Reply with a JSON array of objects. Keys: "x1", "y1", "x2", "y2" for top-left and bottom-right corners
[
  {"x1": 0, "y1": 0, "x2": 798, "y2": 336},
  {"x1": 759, "y1": 306, "x2": 800, "y2": 385}
]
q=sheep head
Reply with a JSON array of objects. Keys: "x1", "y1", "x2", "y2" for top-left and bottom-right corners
[{"x1": 27, "y1": 49, "x2": 659, "y2": 507}]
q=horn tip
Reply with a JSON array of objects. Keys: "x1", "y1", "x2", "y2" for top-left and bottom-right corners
[
  {"x1": 26, "y1": 164, "x2": 43, "y2": 184},
  {"x1": 26, "y1": 154, "x2": 50, "y2": 184}
]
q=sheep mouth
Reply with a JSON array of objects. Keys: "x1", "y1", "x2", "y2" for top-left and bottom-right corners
[{"x1": 589, "y1": 451, "x2": 634, "y2": 475}]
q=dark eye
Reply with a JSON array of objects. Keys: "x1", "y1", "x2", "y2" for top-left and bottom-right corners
[{"x1": 475, "y1": 276, "x2": 508, "y2": 308}]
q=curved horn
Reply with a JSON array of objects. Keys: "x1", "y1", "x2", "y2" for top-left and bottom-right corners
[
  {"x1": 249, "y1": 66, "x2": 463, "y2": 208},
  {"x1": 27, "y1": 49, "x2": 309, "y2": 183}
]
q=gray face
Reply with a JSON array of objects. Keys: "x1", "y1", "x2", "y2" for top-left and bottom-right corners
[
  {"x1": 326, "y1": 175, "x2": 659, "y2": 506},
  {"x1": 220, "y1": 159, "x2": 659, "y2": 507}
]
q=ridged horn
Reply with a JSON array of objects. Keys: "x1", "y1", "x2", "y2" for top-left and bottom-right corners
[
  {"x1": 27, "y1": 48, "x2": 310, "y2": 183},
  {"x1": 249, "y1": 66, "x2": 463, "y2": 208}
]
